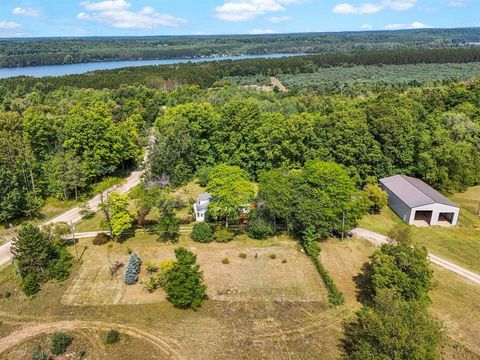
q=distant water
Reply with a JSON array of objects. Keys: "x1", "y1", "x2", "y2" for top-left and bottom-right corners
[{"x1": 0, "y1": 53, "x2": 301, "y2": 79}]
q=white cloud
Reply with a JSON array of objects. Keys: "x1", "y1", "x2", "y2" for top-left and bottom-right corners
[
  {"x1": 333, "y1": 0, "x2": 415, "y2": 15},
  {"x1": 0, "y1": 20, "x2": 22, "y2": 29},
  {"x1": 269, "y1": 15, "x2": 291, "y2": 23},
  {"x1": 78, "y1": 0, "x2": 186, "y2": 29},
  {"x1": 249, "y1": 28, "x2": 277, "y2": 34},
  {"x1": 448, "y1": 0, "x2": 469, "y2": 7},
  {"x1": 383, "y1": 21, "x2": 430, "y2": 30},
  {"x1": 214, "y1": 0, "x2": 301, "y2": 22},
  {"x1": 12, "y1": 7, "x2": 39, "y2": 16},
  {"x1": 361, "y1": 23, "x2": 373, "y2": 29}
]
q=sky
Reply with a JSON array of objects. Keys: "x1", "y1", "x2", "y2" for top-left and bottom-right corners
[{"x1": 0, "y1": 0, "x2": 478, "y2": 38}]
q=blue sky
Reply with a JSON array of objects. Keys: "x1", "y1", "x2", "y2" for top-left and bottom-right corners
[{"x1": 0, "y1": 0, "x2": 478, "y2": 38}]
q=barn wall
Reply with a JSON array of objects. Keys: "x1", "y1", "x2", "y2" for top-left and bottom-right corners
[
  {"x1": 411, "y1": 204, "x2": 460, "y2": 225},
  {"x1": 380, "y1": 184, "x2": 412, "y2": 224}
]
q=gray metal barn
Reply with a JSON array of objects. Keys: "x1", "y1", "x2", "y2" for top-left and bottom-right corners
[{"x1": 380, "y1": 175, "x2": 460, "y2": 226}]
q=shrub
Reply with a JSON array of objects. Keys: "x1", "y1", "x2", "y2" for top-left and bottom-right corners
[
  {"x1": 31, "y1": 347, "x2": 51, "y2": 360},
  {"x1": 145, "y1": 262, "x2": 159, "y2": 274},
  {"x1": 50, "y1": 332, "x2": 73, "y2": 356},
  {"x1": 93, "y1": 232, "x2": 110, "y2": 246},
  {"x1": 247, "y1": 216, "x2": 273, "y2": 240},
  {"x1": 387, "y1": 224, "x2": 413, "y2": 245},
  {"x1": 269, "y1": 254, "x2": 277, "y2": 259},
  {"x1": 311, "y1": 256, "x2": 344, "y2": 306},
  {"x1": 222, "y1": 258, "x2": 230, "y2": 264},
  {"x1": 80, "y1": 209, "x2": 95, "y2": 220},
  {"x1": 22, "y1": 273, "x2": 40, "y2": 297},
  {"x1": 5, "y1": 291, "x2": 12, "y2": 298},
  {"x1": 214, "y1": 229, "x2": 234, "y2": 243},
  {"x1": 124, "y1": 252, "x2": 142, "y2": 285},
  {"x1": 239, "y1": 253, "x2": 247, "y2": 259},
  {"x1": 191, "y1": 222, "x2": 214, "y2": 243},
  {"x1": 282, "y1": 259, "x2": 287, "y2": 264},
  {"x1": 105, "y1": 329, "x2": 120, "y2": 344}
]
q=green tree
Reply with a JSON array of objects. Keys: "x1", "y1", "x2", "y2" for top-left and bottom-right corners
[
  {"x1": 105, "y1": 192, "x2": 134, "y2": 239},
  {"x1": 258, "y1": 168, "x2": 293, "y2": 230},
  {"x1": 344, "y1": 290, "x2": 444, "y2": 360},
  {"x1": 11, "y1": 223, "x2": 57, "y2": 281},
  {"x1": 363, "y1": 183, "x2": 388, "y2": 214},
  {"x1": 0, "y1": 168, "x2": 23, "y2": 223},
  {"x1": 368, "y1": 242, "x2": 433, "y2": 302},
  {"x1": 157, "y1": 211, "x2": 180, "y2": 242},
  {"x1": 290, "y1": 160, "x2": 366, "y2": 238},
  {"x1": 207, "y1": 164, "x2": 255, "y2": 228},
  {"x1": 164, "y1": 247, "x2": 207, "y2": 310}
]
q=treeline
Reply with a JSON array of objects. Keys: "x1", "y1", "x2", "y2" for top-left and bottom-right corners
[
  {"x1": 0, "y1": 85, "x2": 164, "y2": 223},
  {"x1": 2, "y1": 27, "x2": 480, "y2": 68},
  {"x1": 4, "y1": 47, "x2": 480, "y2": 92},
  {"x1": 149, "y1": 80, "x2": 480, "y2": 195}
]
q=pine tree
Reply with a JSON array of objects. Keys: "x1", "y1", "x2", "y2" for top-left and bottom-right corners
[{"x1": 124, "y1": 252, "x2": 142, "y2": 285}]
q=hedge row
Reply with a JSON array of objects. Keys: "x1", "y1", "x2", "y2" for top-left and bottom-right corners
[{"x1": 309, "y1": 255, "x2": 344, "y2": 306}]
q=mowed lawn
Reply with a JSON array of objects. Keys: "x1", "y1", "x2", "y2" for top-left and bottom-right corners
[{"x1": 359, "y1": 186, "x2": 480, "y2": 273}]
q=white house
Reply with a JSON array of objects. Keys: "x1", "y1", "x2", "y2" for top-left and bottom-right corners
[
  {"x1": 380, "y1": 175, "x2": 460, "y2": 226},
  {"x1": 193, "y1": 193, "x2": 212, "y2": 222}
]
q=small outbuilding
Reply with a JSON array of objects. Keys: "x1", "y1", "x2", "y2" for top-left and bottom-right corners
[
  {"x1": 380, "y1": 175, "x2": 460, "y2": 226},
  {"x1": 193, "y1": 193, "x2": 212, "y2": 222}
]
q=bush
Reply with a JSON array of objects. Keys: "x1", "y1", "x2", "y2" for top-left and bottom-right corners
[
  {"x1": 214, "y1": 229, "x2": 234, "y2": 243},
  {"x1": 269, "y1": 254, "x2": 277, "y2": 259},
  {"x1": 145, "y1": 262, "x2": 159, "y2": 274},
  {"x1": 124, "y1": 252, "x2": 142, "y2": 285},
  {"x1": 93, "y1": 232, "x2": 110, "y2": 246},
  {"x1": 222, "y1": 258, "x2": 230, "y2": 264},
  {"x1": 80, "y1": 209, "x2": 95, "y2": 220},
  {"x1": 247, "y1": 216, "x2": 273, "y2": 240},
  {"x1": 31, "y1": 347, "x2": 51, "y2": 360},
  {"x1": 191, "y1": 222, "x2": 214, "y2": 243},
  {"x1": 22, "y1": 273, "x2": 40, "y2": 297},
  {"x1": 50, "y1": 332, "x2": 73, "y2": 356},
  {"x1": 387, "y1": 224, "x2": 413, "y2": 245},
  {"x1": 282, "y1": 259, "x2": 287, "y2": 264},
  {"x1": 239, "y1": 253, "x2": 247, "y2": 259},
  {"x1": 105, "y1": 329, "x2": 120, "y2": 344},
  {"x1": 311, "y1": 256, "x2": 344, "y2": 306}
]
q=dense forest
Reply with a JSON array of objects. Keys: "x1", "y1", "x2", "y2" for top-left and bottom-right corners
[
  {"x1": 2, "y1": 68, "x2": 479, "y2": 224},
  {"x1": 3, "y1": 47, "x2": 480, "y2": 92},
  {"x1": 1, "y1": 27, "x2": 480, "y2": 68}
]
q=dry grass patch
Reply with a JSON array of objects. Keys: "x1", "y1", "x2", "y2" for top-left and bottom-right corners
[
  {"x1": 431, "y1": 265, "x2": 480, "y2": 355},
  {"x1": 62, "y1": 235, "x2": 328, "y2": 306}
]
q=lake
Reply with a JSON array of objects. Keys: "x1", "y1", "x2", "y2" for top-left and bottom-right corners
[{"x1": 0, "y1": 53, "x2": 300, "y2": 79}]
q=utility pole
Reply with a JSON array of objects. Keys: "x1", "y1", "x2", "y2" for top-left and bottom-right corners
[
  {"x1": 341, "y1": 211, "x2": 346, "y2": 240},
  {"x1": 71, "y1": 221, "x2": 78, "y2": 261}
]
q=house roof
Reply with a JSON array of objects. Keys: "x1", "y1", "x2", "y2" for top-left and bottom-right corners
[
  {"x1": 380, "y1": 175, "x2": 459, "y2": 209},
  {"x1": 197, "y1": 192, "x2": 212, "y2": 202}
]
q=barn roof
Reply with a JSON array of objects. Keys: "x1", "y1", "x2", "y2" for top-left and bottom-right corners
[{"x1": 380, "y1": 175, "x2": 459, "y2": 209}]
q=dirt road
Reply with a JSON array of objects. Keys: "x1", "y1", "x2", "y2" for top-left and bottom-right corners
[
  {"x1": 0, "y1": 320, "x2": 183, "y2": 358},
  {"x1": 352, "y1": 228, "x2": 480, "y2": 286}
]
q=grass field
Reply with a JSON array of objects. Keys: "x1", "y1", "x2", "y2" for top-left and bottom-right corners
[
  {"x1": 359, "y1": 187, "x2": 480, "y2": 273},
  {"x1": 0, "y1": 232, "x2": 479, "y2": 358}
]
